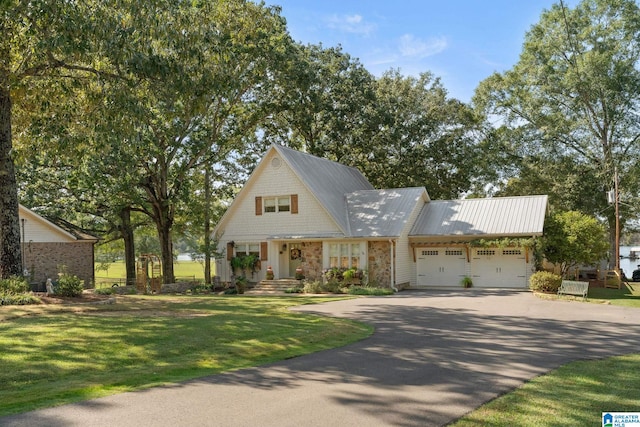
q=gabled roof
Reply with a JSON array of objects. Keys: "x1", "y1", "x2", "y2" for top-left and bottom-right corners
[
  {"x1": 214, "y1": 145, "x2": 549, "y2": 242},
  {"x1": 274, "y1": 145, "x2": 374, "y2": 234},
  {"x1": 347, "y1": 187, "x2": 429, "y2": 237},
  {"x1": 19, "y1": 205, "x2": 99, "y2": 242},
  {"x1": 213, "y1": 144, "x2": 374, "y2": 236},
  {"x1": 410, "y1": 195, "x2": 548, "y2": 237},
  {"x1": 45, "y1": 216, "x2": 99, "y2": 241}
]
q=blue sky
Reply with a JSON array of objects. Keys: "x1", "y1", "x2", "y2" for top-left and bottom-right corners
[{"x1": 264, "y1": 0, "x2": 578, "y2": 102}]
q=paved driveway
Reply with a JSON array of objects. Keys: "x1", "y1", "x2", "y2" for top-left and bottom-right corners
[{"x1": 3, "y1": 290, "x2": 640, "y2": 426}]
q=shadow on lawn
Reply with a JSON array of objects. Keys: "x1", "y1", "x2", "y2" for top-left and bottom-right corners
[
  {"x1": 3, "y1": 292, "x2": 640, "y2": 427},
  {"x1": 588, "y1": 282, "x2": 640, "y2": 301},
  {"x1": 190, "y1": 293, "x2": 640, "y2": 426}
]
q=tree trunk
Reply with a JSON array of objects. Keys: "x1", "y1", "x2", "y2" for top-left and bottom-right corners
[
  {"x1": 203, "y1": 166, "x2": 212, "y2": 285},
  {"x1": 0, "y1": 87, "x2": 22, "y2": 279},
  {"x1": 152, "y1": 201, "x2": 175, "y2": 284},
  {"x1": 156, "y1": 217, "x2": 175, "y2": 284},
  {"x1": 119, "y1": 207, "x2": 137, "y2": 285}
]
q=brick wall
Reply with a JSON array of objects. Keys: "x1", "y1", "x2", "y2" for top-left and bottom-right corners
[{"x1": 23, "y1": 242, "x2": 95, "y2": 287}]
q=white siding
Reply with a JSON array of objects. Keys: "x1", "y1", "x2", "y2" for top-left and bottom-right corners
[
  {"x1": 395, "y1": 195, "x2": 428, "y2": 288},
  {"x1": 19, "y1": 207, "x2": 76, "y2": 243},
  {"x1": 220, "y1": 151, "x2": 341, "y2": 243},
  {"x1": 216, "y1": 150, "x2": 343, "y2": 282}
]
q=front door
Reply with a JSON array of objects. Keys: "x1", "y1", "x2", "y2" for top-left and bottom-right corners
[{"x1": 288, "y1": 243, "x2": 303, "y2": 277}]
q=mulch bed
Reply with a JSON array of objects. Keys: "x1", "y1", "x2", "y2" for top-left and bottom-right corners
[{"x1": 34, "y1": 291, "x2": 114, "y2": 305}]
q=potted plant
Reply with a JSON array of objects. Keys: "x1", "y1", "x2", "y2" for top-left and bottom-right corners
[
  {"x1": 461, "y1": 276, "x2": 473, "y2": 288},
  {"x1": 235, "y1": 275, "x2": 248, "y2": 294},
  {"x1": 266, "y1": 266, "x2": 274, "y2": 280},
  {"x1": 295, "y1": 267, "x2": 305, "y2": 280},
  {"x1": 342, "y1": 267, "x2": 360, "y2": 285},
  {"x1": 230, "y1": 256, "x2": 244, "y2": 274}
]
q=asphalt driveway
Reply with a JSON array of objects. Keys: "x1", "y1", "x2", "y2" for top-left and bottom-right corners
[{"x1": 3, "y1": 290, "x2": 640, "y2": 426}]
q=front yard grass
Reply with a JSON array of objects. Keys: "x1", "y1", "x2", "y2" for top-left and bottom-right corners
[
  {"x1": 95, "y1": 260, "x2": 206, "y2": 285},
  {"x1": 539, "y1": 282, "x2": 640, "y2": 307},
  {"x1": 586, "y1": 282, "x2": 640, "y2": 307},
  {"x1": 451, "y1": 353, "x2": 640, "y2": 426},
  {"x1": 0, "y1": 295, "x2": 371, "y2": 417}
]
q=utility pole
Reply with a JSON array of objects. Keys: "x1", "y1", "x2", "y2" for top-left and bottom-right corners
[{"x1": 614, "y1": 167, "x2": 620, "y2": 273}]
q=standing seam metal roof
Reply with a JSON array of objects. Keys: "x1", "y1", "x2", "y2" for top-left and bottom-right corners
[
  {"x1": 410, "y1": 195, "x2": 548, "y2": 236},
  {"x1": 275, "y1": 145, "x2": 374, "y2": 234},
  {"x1": 346, "y1": 188, "x2": 428, "y2": 237}
]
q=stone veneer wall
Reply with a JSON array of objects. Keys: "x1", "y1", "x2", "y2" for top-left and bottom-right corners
[
  {"x1": 23, "y1": 242, "x2": 95, "y2": 287},
  {"x1": 301, "y1": 242, "x2": 322, "y2": 280},
  {"x1": 368, "y1": 241, "x2": 392, "y2": 287}
]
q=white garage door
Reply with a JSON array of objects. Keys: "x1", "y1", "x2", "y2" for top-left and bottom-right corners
[
  {"x1": 471, "y1": 248, "x2": 527, "y2": 288},
  {"x1": 417, "y1": 248, "x2": 467, "y2": 286}
]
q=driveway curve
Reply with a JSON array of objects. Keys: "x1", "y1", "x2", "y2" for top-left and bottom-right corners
[{"x1": 3, "y1": 290, "x2": 640, "y2": 427}]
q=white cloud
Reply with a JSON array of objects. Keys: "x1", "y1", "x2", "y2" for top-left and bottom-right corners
[
  {"x1": 326, "y1": 14, "x2": 376, "y2": 36},
  {"x1": 399, "y1": 34, "x2": 447, "y2": 58}
]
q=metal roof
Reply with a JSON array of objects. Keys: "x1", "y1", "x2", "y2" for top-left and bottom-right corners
[
  {"x1": 275, "y1": 145, "x2": 374, "y2": 234},
  {"x1": 410, "y1": 195, "x2": 548, "y2": 237},
  {"x1": 347, "y1": 188, "x2": 429, "y2": 237}
]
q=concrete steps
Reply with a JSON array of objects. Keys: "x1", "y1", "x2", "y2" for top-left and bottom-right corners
[{"x1": 246, "y1": 279, "x2": 303, "y2": 294}]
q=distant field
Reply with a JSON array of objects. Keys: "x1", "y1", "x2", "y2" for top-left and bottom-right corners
[{"x1": 95, "y1": 260, "x2": 210, "y2": 285}]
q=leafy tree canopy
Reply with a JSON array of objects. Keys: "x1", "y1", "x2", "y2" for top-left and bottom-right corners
[
  {"x1": 474, "y1": 0, "x2": 640, "y2": 239},
  {"x1": 543, "y1": 210, "x2": 609, "y2": 275}
]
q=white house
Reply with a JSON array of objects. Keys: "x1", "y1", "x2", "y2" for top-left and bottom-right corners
[{"x1": 213, "y1": 145, "x2": 548, "y2": 289}]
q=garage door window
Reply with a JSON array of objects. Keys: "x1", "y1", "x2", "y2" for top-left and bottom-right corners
[
  {"x1": 477, "y1": 249, "x2": 496, "y2": 256},
  {"x1": 503, "y1": 249, "x2": 522, "y2": 255},
  {"x1": 446, "y1": 250, "x2": 463, "y2": 256},
  {"x1": 421, "y1": 250, "x2": 438, "y2": 256}
]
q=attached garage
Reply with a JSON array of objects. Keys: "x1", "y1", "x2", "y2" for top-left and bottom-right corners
[
  {"x1": 409, "y1": 195, "x2": 547, "y2": 289},
  {"x1": 416, "y1": 247, "x2": 467, "y2": 286}
]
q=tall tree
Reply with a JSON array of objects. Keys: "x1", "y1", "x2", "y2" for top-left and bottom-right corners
[
  {"x1": 261, "y1": 46, "x2": 484, "y2": 198},
  {"x1": 98, "y1": 0, "x2": 294, "y2": 283},
  {"x1": 364, "y1": 71, "x2": 483, "y2": 198},
  {"x1": 474, "y1": 0, "x2": 640, "y2": 262},
  {"x1": 259, "y1": 44, "x2": 376, "y2": 163},
  {"x1": 1, "y1": 0, "x2": 120, "y2": 278}
]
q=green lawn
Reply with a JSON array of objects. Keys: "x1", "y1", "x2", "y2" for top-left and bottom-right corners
[
  {"x1": 586, "y1": 282, "x2": 640, "y2": 306},
  {"x1": 540, "y1": 281, "x2": 640, "y2": 307},
  {"x1": 96, "y1": 260, "x2": 208, "y2": 285},
  {"x1": 451, "y1": 354, "x2": 640, "y2": 426},
  {"x1": 0, "y1": 295, "x2": 371, "y2": 417},
  {"x1": 3, "y1": 284, "x2": 639, "y2": 422}
]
